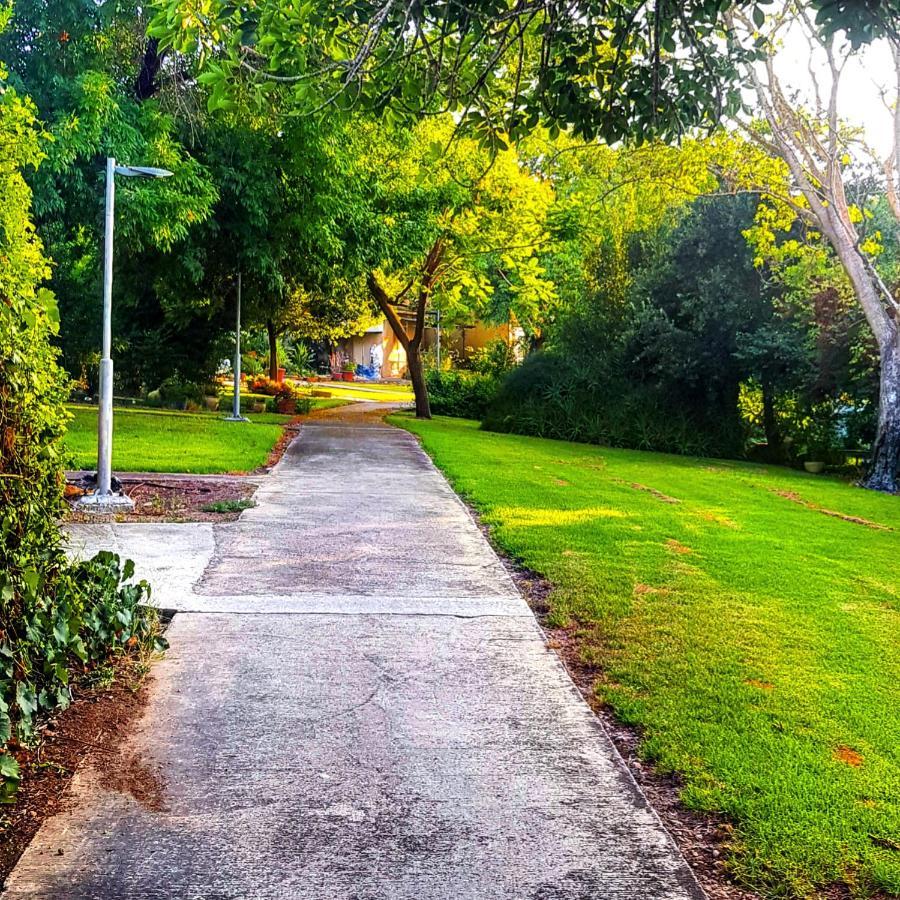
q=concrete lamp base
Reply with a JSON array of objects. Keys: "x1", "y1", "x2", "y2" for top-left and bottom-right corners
[
  {"x1": 75, "y1": 491, "x2": 135, "y2": 514},
  {"x1": 222, "y1": 414, "x2": 250, "y2": 422}
]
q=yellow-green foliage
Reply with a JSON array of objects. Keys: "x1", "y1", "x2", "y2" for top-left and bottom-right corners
[{"x1": 357, "y1": 116, "x2": 558, "y2": 337}]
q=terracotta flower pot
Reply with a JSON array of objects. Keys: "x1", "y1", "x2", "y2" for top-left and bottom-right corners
[{"x1": 276, "y1": 398, "x2": 295, "y2": 414}]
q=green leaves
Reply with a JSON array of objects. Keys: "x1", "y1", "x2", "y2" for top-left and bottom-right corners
[{"x1": 0, "y1": 754, "x2": 20, "y2": 781}]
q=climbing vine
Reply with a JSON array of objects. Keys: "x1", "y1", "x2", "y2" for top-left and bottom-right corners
[{"x1": 0, "y1": 18, "x2": 161, "y2": 801}]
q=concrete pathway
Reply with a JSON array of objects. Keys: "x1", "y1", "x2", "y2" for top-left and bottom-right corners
[{"x1": 5, "y1": 404, "x2": 703, "y2": 899}]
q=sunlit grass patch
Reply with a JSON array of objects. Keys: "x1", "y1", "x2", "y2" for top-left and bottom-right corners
[
  {"x1": 63, "y1": 406, "x2": 289, "y2": 473},
  {"x1": 392, "y1": 414, "x2": 900, "y2": 899}
]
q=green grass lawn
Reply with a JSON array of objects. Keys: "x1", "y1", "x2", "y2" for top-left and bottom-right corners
[
  {"x1": 393, "y1": 415, "x2": 900, "y2": 899},
  {"x1": 315, "y1": 381, "x2": 414, "y2": 402},
  {"x1": 64, "y1": 405, "x2": 292, "y2": 473}
]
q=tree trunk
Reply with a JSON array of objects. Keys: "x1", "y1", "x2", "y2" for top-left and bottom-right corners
[
  {"x1": 862, "y1": 329, "x2": 900, "y2": 492},
  {"x1": 366, "y1": 272, "x2": 435, "y2": 419},
  {"x1": 266, "y1": 319, "x2": 278, "y2": 381},
  {"x1": 761, "y1": 380, "x2": 783, "y2": 462},
  {"x1": 407, "y1": 340, "x2": 431, "y2": 419}
]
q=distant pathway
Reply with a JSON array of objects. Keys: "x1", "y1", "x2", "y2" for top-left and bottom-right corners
[{"x1": 5, "y1": 403, "x2": 703, "y2": 899}]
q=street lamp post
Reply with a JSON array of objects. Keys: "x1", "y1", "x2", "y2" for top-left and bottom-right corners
[
  {"x1": 78, "y1": 157, "x2": 172, "y2": 513},
  {"x1": 223, "y1": 272, "x2": 248, "y2": 422}
]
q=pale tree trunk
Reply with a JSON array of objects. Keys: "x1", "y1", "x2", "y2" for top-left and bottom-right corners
[
  {"x1": 865, "y1": 330, "x2": 900, "y2": 491},
  {"x1": 734, "y1": 11, "x2": 900, "y2": 491},
  {"x1": 829, "y1": 232, "x2": 900, "y2": 492}
]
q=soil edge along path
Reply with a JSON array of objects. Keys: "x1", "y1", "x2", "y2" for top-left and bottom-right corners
[{"x1": 4, "y1": 402, "x2": 705, "y2": 899}]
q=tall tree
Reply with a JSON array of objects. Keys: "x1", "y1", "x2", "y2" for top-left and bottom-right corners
[
  {"x1": 726, "y1": 4, "x2": 900, "y2": 490},
  {"x1": 0, "y1": 0, "x2": 219, "y2": 389},
  {"x1": 355, "y1": 119, "x2": 556, "y2": 416}
]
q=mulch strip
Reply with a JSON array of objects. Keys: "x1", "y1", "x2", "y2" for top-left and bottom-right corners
[
  {"x1": 0, "y1": 655, "x2": 158, "y2": 885},
  {"x1": 65, "y1": 478, "x2": 258, "y2": 523}
]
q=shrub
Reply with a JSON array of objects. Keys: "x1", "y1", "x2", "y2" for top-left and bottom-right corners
[
  {"x1": 0, "y1": 54, "x2": 159, "y2": 801},
  {"x1": 241, "y1": 353, "x2": 263, "y2": 377},
  {"x1": 153, "y1": 376, "x2": 204, "y2": 409},
  {"x1": 469, "y1": 338, "x2": 518, "y2": 378},
  {"x1": 248, "y1": 376, "x2": 281, "y2": 396},
  {"x1": 426, "y1": 369, "x2": 501, "y2": 420},
  {"x1": 273, "y1": 382, "x2": 312, "y2": 415},
  {"x1": 483, "y1": 352, "x2": 744, "y2": 458}
]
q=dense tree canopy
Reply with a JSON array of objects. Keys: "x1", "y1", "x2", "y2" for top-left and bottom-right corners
[
  {"x1": 351, "y1": 117, "x2": 556, "y2": 414},
  {"x1": 149, "y1": 0, "x2": 897, "y2": 147}
]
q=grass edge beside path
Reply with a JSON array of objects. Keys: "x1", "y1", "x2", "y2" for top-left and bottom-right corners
[
  {"x1": 64, "y1": 403, "x2": 339, "y2": 474},
  {"x1": 390, "y1": 414, "x2": 900, "y2": 900}
]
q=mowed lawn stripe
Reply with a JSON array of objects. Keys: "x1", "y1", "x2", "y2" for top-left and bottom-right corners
[
  {"x1": 63, "y1": 406, "x2": 289, "y2": 474},
  {"x1": 393, "y1": 415, "x2": 900, "y2": 899}
]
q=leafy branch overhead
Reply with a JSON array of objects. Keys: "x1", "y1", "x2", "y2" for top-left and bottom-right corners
[{"x1": 149, "y1": 0, "x2": 897, "y2": 143}]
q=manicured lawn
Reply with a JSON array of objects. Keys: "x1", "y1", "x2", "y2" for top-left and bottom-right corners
[
  {"x1": 393, "y1": 415, "x2": 900, "y2": 899},
  {"x1": 64, "y1": 406, "x2": 291, "y2": 473},
  {"x1": 314, "y1": 381, "x2": 414, "y2": 402}
]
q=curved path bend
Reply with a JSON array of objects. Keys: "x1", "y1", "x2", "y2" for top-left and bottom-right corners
[{"x1": 5, "y1": 403, "x2": 704, "y2": 900}]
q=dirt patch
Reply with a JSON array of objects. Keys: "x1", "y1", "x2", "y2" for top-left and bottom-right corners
[
  {"x1": 772, "y1": 489, "x2": 892, "y2": 531},
  {"x1": 634, "y1": 583, "x2": 669, "y2": 597},
  {"x1": 697, "y1": 511, "x2": 739, "y2": 529},
  {"x1": 0, "y1": 654, "x2": 160, "y2": 883},
  {"x1": 65, "y1": 478, "x2": 258, "y2": 523},
  {"x1": 745, "y1": 679, "x2": 774, "y2": 692},
  {"x1": 616, "y1": 479, "x2": 681, "y2": 504},
  {"x1": 666, "y1": 539, "x2": 694, "y2": 555},
  {"x1": 833, "y1": 746, "x2": 863, "y2": 767}
]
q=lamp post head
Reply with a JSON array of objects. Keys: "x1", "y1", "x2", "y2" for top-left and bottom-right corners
[{"x1": 114, "y1": 165, "x2": 173, "y2": 179}]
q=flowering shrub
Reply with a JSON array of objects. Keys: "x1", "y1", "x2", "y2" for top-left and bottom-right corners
[
  {"x1": 273, "y1": 382, "x2": 312, "y2": 414},
  {"x1": 248, "y1": 376, "x2": 281, "y2": 396}
]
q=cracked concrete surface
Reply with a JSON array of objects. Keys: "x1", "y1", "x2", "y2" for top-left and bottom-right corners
[{"x1": 6, "y1": 403, "x2": 704, "y2": 899}]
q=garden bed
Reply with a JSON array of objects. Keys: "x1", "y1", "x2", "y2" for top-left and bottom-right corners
[
  {"x1": 0, "y1": 654, "x2": 160, "y2": 885},
  {"x1": 65, "y1": 476, "x2": 259, "y2": 523}
]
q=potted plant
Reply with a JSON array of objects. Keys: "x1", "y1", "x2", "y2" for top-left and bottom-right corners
[
  {"x1": 341, "y1": 361, "x2": 356, "y2": 382},
  {"x1": 799, "y1": 411, "x2": 834, "y2": 474},
  {"x1": 274, "y1": 384, "x2": 297, "y2": 414}
]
